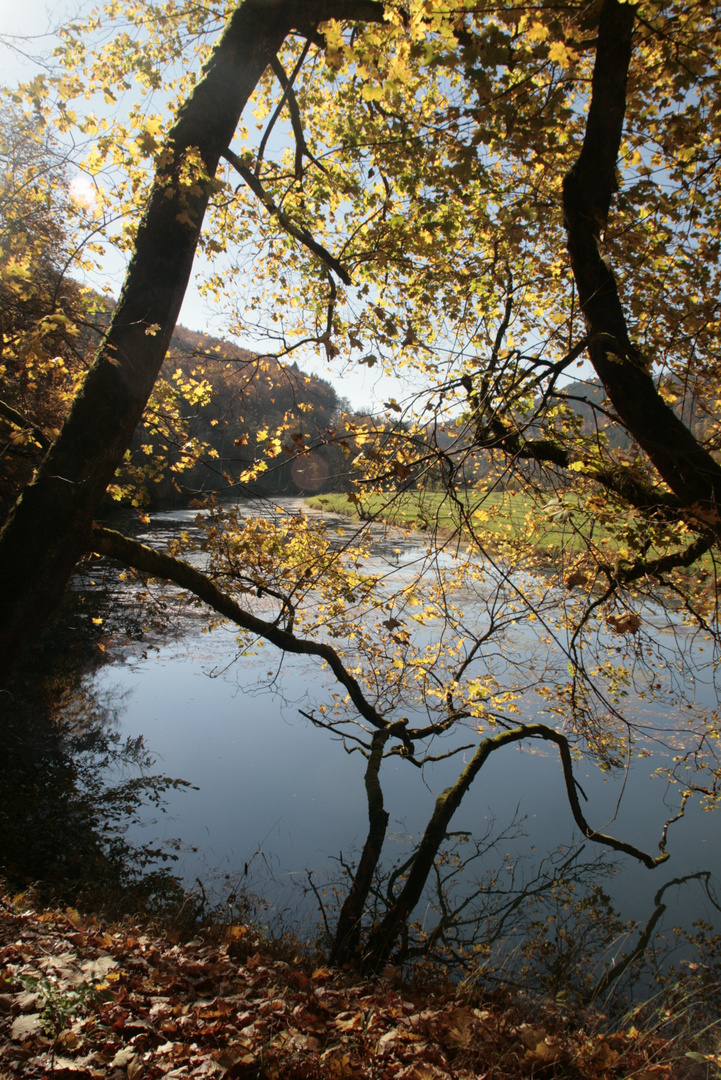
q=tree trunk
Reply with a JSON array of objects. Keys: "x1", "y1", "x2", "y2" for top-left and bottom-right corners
[
  {"x1": 0, "y1": 0, "x2": 383, "y2": 688},
  {"x1": 563, "y1": 0, "x2": 721, "y2": 534},
  {"x1": 331, "y1": 729, "x2": 390, "y2": 965}
]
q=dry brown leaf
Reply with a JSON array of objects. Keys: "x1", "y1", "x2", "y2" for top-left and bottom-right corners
[
  {"x1": 10, "y1": 1013, "x2": 43, "y2": 1040},
  {"x1": 272, "y1": 1029, "x2": 322, "y2": 1053},
  {"x1": 524, "y1": 1038, "x2": 561, "y2": 1067},
  {"x1": 80, "y1": 954, "x2": 117, "y2": 981},
  {"x1": 111, "y1": 1046, "x2": 138, "y2": 1069},
  {"x1": 445, "y1": 1006, "x2": 476, "y2": 1048},
  {"x1": 128, "y1": 1057, "x2": 145, "y2": 1080},
  {"x1": 398, "y1": 1065, "x2": 445, "y2": 1080},
  {"x1": 334, "y1": 1013, "x2": 364, "y2": 1031},
  {"x1": 607, "y1": 611, "x2": 641, "y2": 634},
  {"x1": 518, "y1": 1025, "x2": 548, "y2": 1050},
  {"x1": 64, "y1": 907, "x2": 82, "y2": 928},
  {"x1": 319, "y1": 1047, "x2": 358, "y2": 1079}
]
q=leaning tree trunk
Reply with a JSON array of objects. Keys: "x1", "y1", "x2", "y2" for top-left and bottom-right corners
[
  {"x1": 0, "y1": 0, "x2": 383, "y2": 688},
  {"x1": 330, "y1": 729, "x2": 390, "y2": 966},
  {"x1": 361, "y1": 724, "x2": 669, "y2": 971},
  {"x1": 563, "y1": 0, "x2": 721, "y2": 534}
]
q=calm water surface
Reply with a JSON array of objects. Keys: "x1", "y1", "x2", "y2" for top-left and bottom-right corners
[{"x1": 90, "y1": 497, "x2": 721, "y2": 987}]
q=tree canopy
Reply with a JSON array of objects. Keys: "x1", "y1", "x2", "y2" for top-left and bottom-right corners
[{"x1": 1, "y1": 0, "x2": 721, "y2": 973}]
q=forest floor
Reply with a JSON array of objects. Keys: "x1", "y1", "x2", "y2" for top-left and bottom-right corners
[{"x1": 0, "y1": 890, "x2": 714, "y2": 1080}]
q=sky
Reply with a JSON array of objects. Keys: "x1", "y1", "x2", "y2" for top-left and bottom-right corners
[{"x1": 0, "y1": 0, "x2": 402, "y2": 411}]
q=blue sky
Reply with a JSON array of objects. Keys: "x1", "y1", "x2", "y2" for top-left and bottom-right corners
[{"x1": 0, "y1": 0, "x2": 401, "y2": 412}]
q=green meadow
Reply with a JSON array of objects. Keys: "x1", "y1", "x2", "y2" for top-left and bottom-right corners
[
  {"x1": 306, "y1": 489, "x2": 595, "y2": 556},
  {"x1": 305, "y1": 489, "x2": 703, "y2": 575}
]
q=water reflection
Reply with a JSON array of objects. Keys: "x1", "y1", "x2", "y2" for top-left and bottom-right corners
[
  {"x1": 0, "y1": 588, "x2": 194, "y2": 919},
  {"x1": 30, "y1": 496, "x2": 721, "y2": 1001}
]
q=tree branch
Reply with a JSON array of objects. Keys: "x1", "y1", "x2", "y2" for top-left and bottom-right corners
[
  {"x1": 563, "y1": 0, "x2": 721, "y2": 536},
  {"x1": 256, "y1": 42, "x2": 311, "y2": 173},
  {"x1": 364, "y1": 721, "x2": 669, "y2": 968},
  {"x1": 224, "y1": 148, "x2": 351, "y2": 285},
  {"x1": 0, "y1": 400, "x2": 51, "y2": 450},
  {"x1": 269, "y1": 52, "x2": 328, "y2": 179},
  {"x1": 470, "y1": 407, "x2": 685, "y2": 521},
  {"x1": 605, "y1": 531, "x2": 715, "y2": 587},
  {"x1": 89, "y1": 525, "x2": 417, "y2": 752},
  {"x1": 588, "y1": 870, "x2": 719, "y2": 1003}
]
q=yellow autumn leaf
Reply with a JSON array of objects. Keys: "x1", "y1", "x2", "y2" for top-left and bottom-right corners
[
  {"x1": 548, "y1": 41, "x2": 572, "y2": 68},
  {"x1": 526, "y1": 21, "x2": 549, "y2": 43}
]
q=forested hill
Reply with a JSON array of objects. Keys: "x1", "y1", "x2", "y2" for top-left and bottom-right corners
[
  {"x1": 133, "y1": 323, "x2": 351, "y2": 505},
  {"x1": 0, "y1": 271, "x2": 351, "y2": 519}
]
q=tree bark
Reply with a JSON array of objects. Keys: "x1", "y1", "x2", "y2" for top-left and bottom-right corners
[
  {"x1": 563, "y1": 0, "x2": 721, "y2": 536},
  {"x1": 362, "y1": 723, "x2": 669, "y2": 969},
  {"x1": 331, "y1": 729, "x2": 390, "y2": 965},
  {"x1": 0, "y1": 0, "x2": 384, "y2": 688}
]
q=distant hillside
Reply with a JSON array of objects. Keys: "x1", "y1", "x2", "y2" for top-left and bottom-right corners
[
  {"x1": 132, "y1": 323, "x2": 351, "y2": 504},
  {"x1": 555, "y1": 378, "x2": 630, "y2": 449}
]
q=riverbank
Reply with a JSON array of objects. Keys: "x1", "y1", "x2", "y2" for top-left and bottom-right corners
[
  {"x1": 0, "y1": 890, "x2": 713, "y2": 1080},
  {"x1": 304, "y1": 491, "x2": 716, "y2": 591},
  {"x1": 305, "y1": 489, "x2": 596, "y2": 558}
]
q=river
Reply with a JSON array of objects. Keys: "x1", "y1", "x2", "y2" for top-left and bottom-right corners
[{"x1": 84, "y1": 496, "x2": 720, "y2": 1000}]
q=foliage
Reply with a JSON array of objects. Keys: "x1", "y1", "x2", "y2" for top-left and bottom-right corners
[
  {"x1": 0, "y1": 98, "x2": 97, "y2": 518},
  {"x1": 2, "y1": 892, "x2": 719, "y2": 1080},
  {"x1": 150, "y1": 327, "x2": 350, "y2": 501},
  {"x1": 2, "y1": 0, "x2": 721, "y2": 981},
  {"x1": 18, "y1": 974, "x2": 104, "y2": 1040}
]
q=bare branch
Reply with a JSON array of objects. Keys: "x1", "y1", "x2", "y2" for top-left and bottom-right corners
[
  {"x1": 224, "y1": 148, "x2": 351, "y2": 284},
  {"x1": 90, "y1": 525, "x2": 410, "y2": 745},
  {"x1": 256, "y1": 41, "x2": 311, "y2": 173},
  {"x1": 269, "y1": 52, "x2": 328, "y2": 179},
  {"x1": 589, "y1": 870, "x2": 720, "y2": 1003}
]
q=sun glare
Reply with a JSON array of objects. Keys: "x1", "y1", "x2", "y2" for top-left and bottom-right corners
[{"x1": 68, "y1": 173, "x2": 97, "y2": 209}]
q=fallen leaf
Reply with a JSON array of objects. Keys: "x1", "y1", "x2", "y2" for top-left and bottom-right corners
[
  {"x1": 111, "y1": 1046, "x2": 137, "y2": 1069},
  {"x1": 446, "y1": 1006, "x2": 476, "y2": 1048},
  {"x1": 524, "y1": 1038, "x2": 561, "y2": 1066},
  {"x1": 10, "y1": 1013, "x2": 43, "y2": 1040},
  {"x1": 519, "y1": 1025, "x2": 547, "y2": 1050},
  {"x1": 80, "y1": 954, "x2": 118, "y2": 981},
  {"x1": 319, "y1": 1048, "x2": 357, "y2": 1079}
]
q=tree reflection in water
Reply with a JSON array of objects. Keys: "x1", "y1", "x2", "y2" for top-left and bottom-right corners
[
  {"x1": 3, "y1": 572, "x2": 721, "y2": 1018},
  {"x1": 310, "y1": 824, "x2": 721, "y2": 1013},
  {"x1": 0, "y1": 582, "x2": 195, "y2": 919}
]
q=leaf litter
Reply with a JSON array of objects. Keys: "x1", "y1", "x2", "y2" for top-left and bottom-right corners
[{"x1": 0, "y1": 891, "x2": 703, "y2": 1079}]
